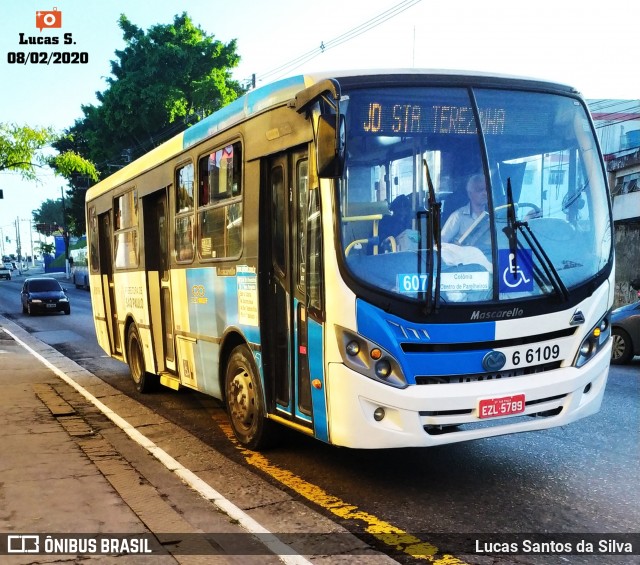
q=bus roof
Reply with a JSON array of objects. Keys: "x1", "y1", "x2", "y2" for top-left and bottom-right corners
[{"x1": 86, "y1": 69, "x2": 577, "y2": 202}]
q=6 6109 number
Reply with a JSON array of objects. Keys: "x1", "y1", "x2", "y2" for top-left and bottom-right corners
[{"x1": 512, "y1": 344, "x2": 560, "y2": 366}]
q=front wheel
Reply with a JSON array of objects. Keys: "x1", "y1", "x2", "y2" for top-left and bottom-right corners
[
  {"x1": 611, "y1": 328, "x2": 633, "y2": 365},
  {"x1": 126, "y1": 324, "x2": 157, "y2": 392},
  {"x1": 224, "y1": 344, "x2": 276, "y2": 450}
]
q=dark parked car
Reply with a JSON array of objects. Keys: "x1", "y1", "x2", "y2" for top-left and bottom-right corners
[
  {"x1": 21, "y1": 277, "x2": 70, "y2": 315},
  {"x1": 610, "y1": 301, "x2": 640, "y2": 364}
]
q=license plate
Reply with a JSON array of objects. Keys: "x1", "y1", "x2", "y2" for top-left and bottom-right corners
[
  {"x1": 478, "y1": 394, "x2": 525, "y2": 419},
  {"x1": 46, "y1": 303, "x2": 56, "y2": 308}
]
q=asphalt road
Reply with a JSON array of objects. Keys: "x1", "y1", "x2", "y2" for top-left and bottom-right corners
[{"x1": 1, "y1": 270, "x2": 638, "y2": 565}]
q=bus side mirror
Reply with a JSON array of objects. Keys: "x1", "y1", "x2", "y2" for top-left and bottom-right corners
[{"x1": 316, "y1": 114, "x2": 345, "y2": 179}]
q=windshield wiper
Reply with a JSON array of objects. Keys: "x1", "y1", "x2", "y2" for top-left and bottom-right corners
[
  {"x1": 503, "y1": 177, "x2": 569, "y2": 302},
  {"x1": 422, "y1": 159, "x2": 441, "y2": 314},
  {"x1": 503, "y1": 178, "x2": 520, "y2": 274}
]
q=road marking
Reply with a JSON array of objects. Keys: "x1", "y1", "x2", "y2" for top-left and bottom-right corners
[
  {"x1": 212, "y1": 413, "x2": 468, "y2": 564},
  {"x1": 2, "y1": 325, "x2": 312, "y2": 565},
  {"x1": 4, "y1": 320, "x2": 468, "y2": 563}
]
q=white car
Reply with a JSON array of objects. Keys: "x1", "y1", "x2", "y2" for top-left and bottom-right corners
[{"x1": 0, "y1": 265, "x2": 11, "y2": 280}]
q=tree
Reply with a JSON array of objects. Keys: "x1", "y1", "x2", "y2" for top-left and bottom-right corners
[
  {"x1": 57, "y1": 12, "x2": 246, "y2": 172},
  {"x1": 55, "y1": 13, "x2": 246, "y2": 233},
  {"x1": 33, "y1": 198, "x2": 64, "y2": 235},
  {"x1": 0, "y1": 123, "x2": 98, "y2": 181},
  {"x1": 37, "y1": 241, "x2": 56, "y2": 257}
]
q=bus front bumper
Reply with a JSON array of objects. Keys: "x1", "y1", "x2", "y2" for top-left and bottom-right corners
[{"x1": 324, "y1": 342, "x2": 611, "y2": 449}]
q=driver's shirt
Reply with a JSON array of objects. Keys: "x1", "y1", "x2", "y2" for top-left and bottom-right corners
[{"x1": 442, "y1": 203, "x2": 485, "y2": 244}]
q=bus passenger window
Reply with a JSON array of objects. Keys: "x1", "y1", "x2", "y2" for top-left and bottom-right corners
[
  {"x1": 175, "y1": 216, "x2": 194, "y2": 262},
  {"x1": 197, "y1": 142, "x2": 243, "y2": 260},
  {"x1": 176, "y1": 163, "x2": 194, "y2": 212},
  {"x1": 175, "y1": 162, "x2": 195, "y2": 263},
  {"x1": 113, "y1": 190, "x2": 139, "y2": 269},
  {"x1": 88, "y1": 206, "x2": 99, "y2": 272}
]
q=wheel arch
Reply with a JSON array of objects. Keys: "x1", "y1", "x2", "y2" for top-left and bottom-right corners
[
  {"x1": 123, "y1": 315, "x2": 137, "y2": 364},
  {"x1": 123, "y1": 314, "x2": 158, "y2": 375}
]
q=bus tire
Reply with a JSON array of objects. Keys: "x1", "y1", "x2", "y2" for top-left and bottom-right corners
[
  {"x1": 224, "y1": 344, "x2": 276, "y2": 450},
  {"x1": 126, "y1": 324, "x2": 156, "y2": 393}
]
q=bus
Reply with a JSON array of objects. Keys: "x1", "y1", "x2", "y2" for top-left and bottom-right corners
[{"x1": 86, "y1": 70, "x2": 614, "y2": 450}]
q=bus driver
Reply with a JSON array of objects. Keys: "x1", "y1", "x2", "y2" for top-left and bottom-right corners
[{"x1": 441, "y1": 173, "x2": 490, "y2": 248}]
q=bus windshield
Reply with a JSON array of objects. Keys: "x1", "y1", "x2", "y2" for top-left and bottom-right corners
[{"x1": 338, "y1": 86, "x2": 611, "y2": 304}]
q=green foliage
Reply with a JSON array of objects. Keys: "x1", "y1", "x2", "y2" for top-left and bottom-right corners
[
  {"x1": 37, "y1": 242, "x2": 56, "y2": 256},
  {"x1": 54, "y1": 12, "x2": 246, "y2": 234},
  {"x1": 0, "y1": 122, "x2": 98, "y2": 186},
  {"x1": 0, "y1": 123, "x2": 55, "y2": 180},
  {"x1": 48, "y1": 151, "x2": 98, "y2": 181},
  {"x1": 59, "y1": 12, "x2": 246, "y2": 171},
  {"x1": 33, "y1": 198, "x2": 64, "y2": 230}
]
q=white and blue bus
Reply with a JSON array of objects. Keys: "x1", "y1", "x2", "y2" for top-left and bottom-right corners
[{"x1": 86, "y1": 70, "x2": 614, "y2": 449}]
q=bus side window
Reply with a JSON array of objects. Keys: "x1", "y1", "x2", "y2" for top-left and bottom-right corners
[
  {"x1": 88, "y1": 206, "x2": 99, "y2": 272},
  {"x1": 197, "y1": 142, "x2": 243, "y2": 260},
  {"x1": 175, "y1": 162, "x2": 194, "y2": 262}
]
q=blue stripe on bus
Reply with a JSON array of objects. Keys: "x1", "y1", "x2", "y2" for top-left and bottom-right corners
[
  {"x1": 185, "y1": 268, "x2": 261, "y2": 394},
  {"x1": 183, "y1": 75, "x2": 308, "y2": 150},
  {"x1": 308, "y1": 317, "x2": 329, "y2": 442},
  {"x1": 290, "y1": 299, "x2": 328, "y2": 440},
  {"x1": 356, "y1": 299, "x2": 496, "y2": 380}
]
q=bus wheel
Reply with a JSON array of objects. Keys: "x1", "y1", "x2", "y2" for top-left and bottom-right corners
[
  {"x1": 611, "y1": 328, "x2": 633, "y2": 365},
  {"x1": 224, "y1": 344, "x2": 276, "y2": 450},
  {"x1": 126, "y1": 324, "x2": 156, "y2": 393}
]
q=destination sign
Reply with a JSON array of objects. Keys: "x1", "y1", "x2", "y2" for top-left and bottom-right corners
[{"x1": 357, "y1": 102, "x2": 506, "y2": 136}]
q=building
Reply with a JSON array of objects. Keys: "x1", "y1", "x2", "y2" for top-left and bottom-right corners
[{"x1": 589, "y1": 99, "x2": 640, "y2": 307}]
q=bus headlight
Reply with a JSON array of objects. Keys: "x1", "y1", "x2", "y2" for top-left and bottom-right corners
[
  {"x1": 574, "y1": 313, "x2": 611, "y2": 368},
  {"x1": 345, "y1": 340, "x2": 360, "y2": 356},
  {"x1": 335, "y1": 325, "x2": 407, "y2": 388},
  {"x1": 375, "y1": 359, "x2": 392, "y2": 379}
]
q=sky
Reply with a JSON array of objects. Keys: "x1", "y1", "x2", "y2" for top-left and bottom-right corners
[{"x1": 0, "y1": 0, "x2": 638, "y2": 256}]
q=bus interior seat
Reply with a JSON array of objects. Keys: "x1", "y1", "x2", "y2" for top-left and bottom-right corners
[{"x1": 343, "y1": 201, "x2": 391, "y2": 253}]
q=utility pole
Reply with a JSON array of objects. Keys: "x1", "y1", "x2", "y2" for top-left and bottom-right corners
[
  {"x1": 29, "y1": 219, "x2": 34, "y2": 266},
  {"x1": 15, "y1": 216, "x2": 21, "y2": 261},
  {"x1": 61, "y1": 187, "x2": 69, "y2": 277},
  {"x1": 19, "y1": 218, "x2": 36, "y2": 267}
]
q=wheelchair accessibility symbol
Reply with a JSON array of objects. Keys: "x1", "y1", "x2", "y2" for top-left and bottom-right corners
[{"x1": 499, "y1": 249, "x2": 533, "y2": 292}]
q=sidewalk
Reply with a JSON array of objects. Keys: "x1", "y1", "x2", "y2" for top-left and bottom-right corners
[
  {"x1": 0, "y1": 319, "x2": 288, "y2": 564},
  {"x1": 0, "y1": 316, "x2": 393, "y2": 565}
]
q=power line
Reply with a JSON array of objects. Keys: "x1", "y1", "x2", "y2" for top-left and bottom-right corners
[
  {"x1": 590, "y1": 100, "x2": 640, "y2": 130},
  {"x1": 254, "y1": 0, "x2": 422, "y2": 84}
]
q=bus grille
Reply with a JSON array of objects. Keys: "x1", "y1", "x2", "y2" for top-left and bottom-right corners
[{"x1": 414, "y1": 361, "x2": 562, "y2": 385}]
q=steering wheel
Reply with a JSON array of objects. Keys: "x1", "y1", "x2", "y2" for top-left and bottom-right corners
[{"x1": 517, "y1": 202, "x2": 542, "y2": 220}]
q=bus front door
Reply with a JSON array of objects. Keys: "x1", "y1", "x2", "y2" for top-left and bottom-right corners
[{"x1": 263, "y1": 151, "x2": 314, "y2": 432}]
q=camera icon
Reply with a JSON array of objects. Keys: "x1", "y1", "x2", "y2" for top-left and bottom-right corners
[{"x1": 35, "y1": 8, "x2": 62, "y2": 31}]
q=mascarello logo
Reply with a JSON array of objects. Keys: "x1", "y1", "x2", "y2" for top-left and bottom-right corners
[{"x1": 35, "y1": 7, "x2": 62, "y2": 31}]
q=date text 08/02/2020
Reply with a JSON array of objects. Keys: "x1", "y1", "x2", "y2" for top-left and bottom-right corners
[{"x1": 7, "y1": 51, "x2": 88, "y2": 64}]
